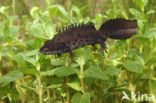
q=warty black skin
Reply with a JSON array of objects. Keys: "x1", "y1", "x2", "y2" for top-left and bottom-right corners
[
  {"x1": 40, "y1": 30, "x2": 107, "y2": 56},
  {"x1": 40, "y1": 18, "x2": 137, "y2": 56}
]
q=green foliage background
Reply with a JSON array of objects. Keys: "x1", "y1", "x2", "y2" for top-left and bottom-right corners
[{"x1": 0, "y1": 0, "x2": 156, "y2": 103}]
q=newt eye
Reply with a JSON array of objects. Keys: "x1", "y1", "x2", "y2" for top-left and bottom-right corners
[{"x1": 44, "y1": 48, "x2": 49, "y2": 52}]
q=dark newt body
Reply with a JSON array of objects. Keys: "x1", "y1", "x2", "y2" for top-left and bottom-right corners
[
  {"x1": 40, "y1": 18, "x2": 137, "y2": 56},
  {"x1": 99, "y1": 18, "x2": 137, "y2": 39}
]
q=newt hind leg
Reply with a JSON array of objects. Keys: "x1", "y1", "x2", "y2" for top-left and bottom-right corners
[
  {"x1": 100, "y1": 42, "x2": 108, "y2": 55},
  {"x1": 69, "y1": 48, "x2": 74, "y2": 57}
]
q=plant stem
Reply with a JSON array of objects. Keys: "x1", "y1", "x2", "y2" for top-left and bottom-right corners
[
  {"x1": 47, "y1": 89, "x2": 51, "y2": 103},
  {"x1": 80, "y1": 77, "x2": 86, "y2": 94},
  {"x1": 118, "y1": 0, "x2": 128, "y2": 19},
  {"x1": 148, "y1": 66, "x2": 153, "y2": 94},
  {"x1": 51, "y1": 55, "x2": 57, "y2": 101},
  {"x1": 66, "y1": 76, "x2": 70, "y2": 103},
  {"x1": 65, "y1": 57, "x2": 70, "y2": 103},
  {"x1": 80, "y1": 66, "x2": 86, "y2": 94},
  {"x1": 15, "y1": 80, "x2": 25, "y2": 103},
  {"x1": 37, "y1": 75, "x2": 43, "y2": 103},
  {"x1": 127, "y1": 72, "x2": 136, "y2": 103},
  {"x1": 12, "y1": 0, "x2": 16, "y2": 15},
  {"x1": 100, "y1": 59, "x2": 104, "y2": 102},
  {"x1": 10, "y1": 43, "x2": 25, "y2": 102},
  {"x1": 52, "y1": 88, "x2": 56, "y2": 101}
]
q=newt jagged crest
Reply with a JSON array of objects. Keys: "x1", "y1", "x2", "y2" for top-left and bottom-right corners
[{"x1": 40, "y1": 18, "x2": 137, "y2": 56}]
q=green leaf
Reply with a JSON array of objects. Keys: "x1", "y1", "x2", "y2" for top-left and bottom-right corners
[
  {"x1": 45, "y1": 21, "x2": 56, "y2": 39},
  {"x1": 151, "y1": 80, "x2": 156, "y2": 90},
  {"x1": 115, "y1": 40, "x2": 127, "y2": 54},
  {"x1": 135, "y1": 35, "x2": 150, "y2": 45},
  {"x1": 75, "y1": 48, "x2": 91, "y2": 68},
  {"x1": 145, "y1": 56, "x2": 156, "y2": 67},
  {"x1": 75, "y1": 56, "x2": 85, "y2": 68},
  {"x1": 46, "y1": 84, "x2": 62, "y2": 89},
  {"x1": 47, "y1": 5, "x2": 68, "y2": 17},
  {"x1": 14, "y1": 41, "x2": 27, "y2": 48},
  {"x1": 146, "y1": 29, "x2": 156, "y2": 39},
  {"x1": 30, "y1": 7, "x2": 40, "y2": 19},
  {"x1": 133, "y1": 0, "x2": 144, "y2": 10},
  {"x1": 45, "y1": 0, "x2": 52, "y2": 6},
  {"x1": 3, "y1": 26, "x2": 19, "y2": 41},
  {"x1": 124, "y1": 61, "x2": 144, "y2": 73},
  {"x1": 106, "y1": 9, "x2": 118, "y2": 18},
  {"x1": 24, "y1": 49, "x2": 39, "y2": 57},
  {"x1": 135, "y1": 55, "x2": 145, "y2": 65},
  {"x1": 67, "y1": 81, "x2": 82, "y2": 91},
  {"x1": 21, "y1": 68, "x2": 39, "y2": 76},
  {"x1": 71, "y1": 92, "x2": 90, "y2": 103},
  {"x1": 41, "y1": 69, "x2": 55, "y2": 76},
  {"x1": 24, "y1": 57, "x2": 37, "y2": 67},
  {"x1": 80, "y1": 93, "x2": 90, "y2": 103},
  {"x1": 51, "y1": 58, "x2": 65, "y2": 66},
  {"x1": 27, "y1": 23, "x2": 48, "y2": 39},
  {"x1": 0, "y1": 70, "x2": 23, "y2": 87},
  {"x1": 0, "y1": 47, "x2": 10, "y2": 58},
  {"x1": 84, "y1": 68, "x2": 109, "y2": 80},
  {"x1": 142, "y1": 45, "x2": 151, "y2": 61},
  {"x1": 79, "y1": 6, "x2": 87, "y2": 20},
  {"x1": 71, "y1": 93, "x2": 82, "y2": 103},
  {"x1": 95, "y1": 13, "x2": 103, "y2": 28},
  {"x1": 128, "y1": 49, "x2": 139, "y2": 59},
  {"x1": 14, "y1": 54, "x2": 27, "y2": 68},
  {"x1": 14, "y1": 50, "x2": 39, "y2": 67},
  {"x1": 71, "y1": 5, "x2": 80, "y2": 17},
  {"x1": 143, "y1": 0, "x2": 148, "y2": 7},
  {"x1": 54, "y1": 66, "x2": 77, "y2": 77},
  {"x1": 133, "y1": 0, "x2": 148, "y2": 11},
  {"x1": 105, "y1": 67, "x2": 120, "y2": 76},
  {"x1": 146, "y1": 10, "x2": 155, "y2": 15},
  {"x1": 21, "y1": 84, "x2": 37, "y2": 94},
  {"x1": 137, "y1": 19, "x2": 144, "y2": 31},
  {"x1": 0, "y1": 6, "x2": 9, "y2": 17},
  {"x1": 9, "y1": 26, "x2": 19, "y2": 40},
  {"x1": 129, "y1": 8, "x2": 142, "y2": 18}
]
